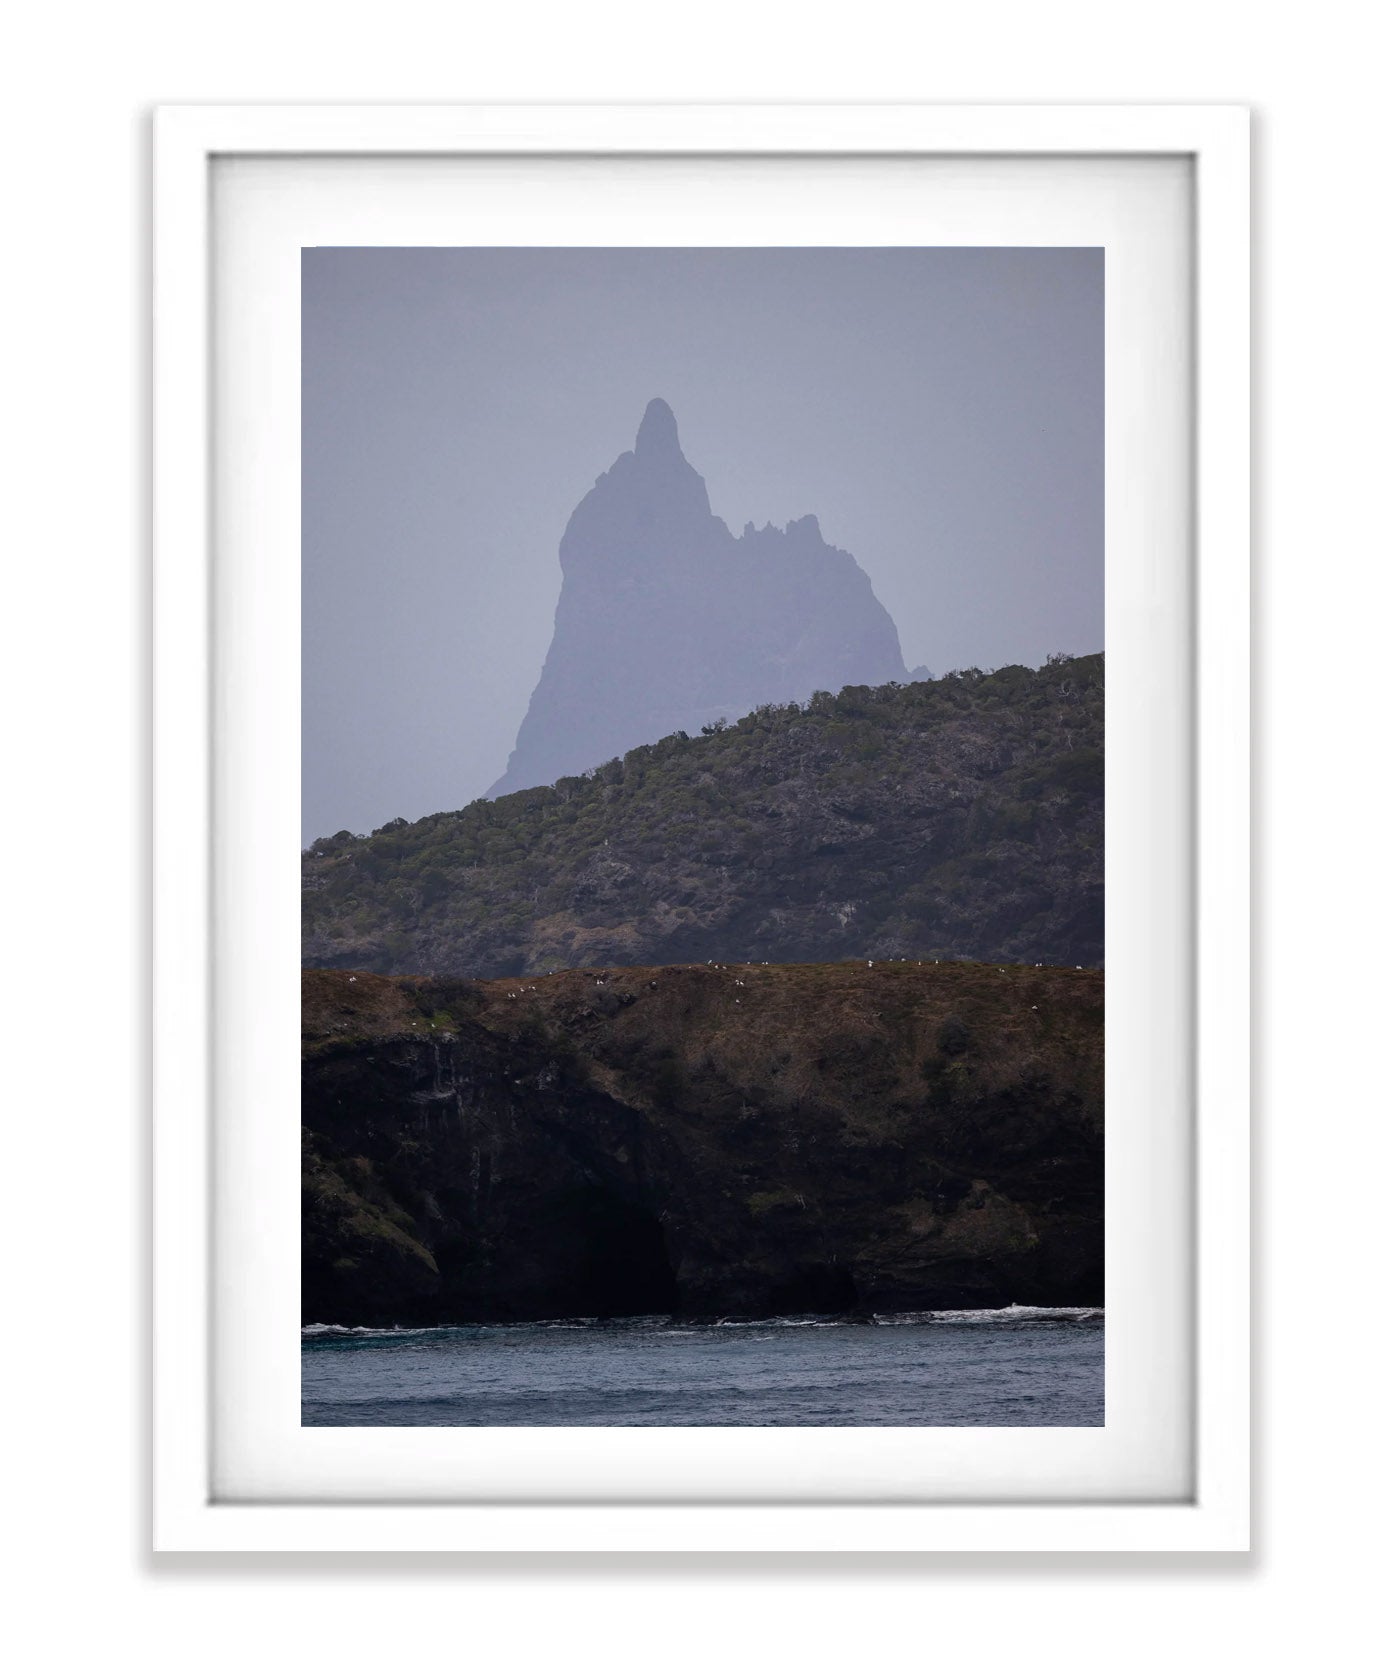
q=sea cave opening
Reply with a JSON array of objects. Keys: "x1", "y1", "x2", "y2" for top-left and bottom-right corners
[
  {"x1": 769, "y1": 1261, "x2": 860, "y2": 1316},
  {"x1": 555, "y1": 1184, "x2": 678, "y2": 1317}
]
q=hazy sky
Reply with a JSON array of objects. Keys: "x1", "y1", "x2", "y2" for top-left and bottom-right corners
[{"x1": 303, "y1": 247, "x2": 1103, "y2": 843}]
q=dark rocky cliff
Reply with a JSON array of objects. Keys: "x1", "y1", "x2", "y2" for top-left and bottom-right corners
[
  {"x1": 303, "y1": 962, "x2": 1103, "y2": 1327},
  {"x1": 486, "y1": 398, "x2": 910, "y2": 796}
]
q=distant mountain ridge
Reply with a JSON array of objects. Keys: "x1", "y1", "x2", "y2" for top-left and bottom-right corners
[
  {"x1": 486, "y1": 398, "x2": 915, "y2": 796},
  {"x1": 304, "y1": 654, "x2": 1104, "y2": 977}
]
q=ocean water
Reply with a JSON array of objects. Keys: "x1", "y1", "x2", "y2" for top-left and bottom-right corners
[{"x1": 302, "y1": 1306, "x2": 1103, "y2": 1426}]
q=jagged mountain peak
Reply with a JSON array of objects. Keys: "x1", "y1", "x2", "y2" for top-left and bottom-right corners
[
  {"x1": 486, "y1": 405, "x2": 911, "y2": 797},
  {"x1": 634, "y1": 396, "x2": 682, "y2": 462}
]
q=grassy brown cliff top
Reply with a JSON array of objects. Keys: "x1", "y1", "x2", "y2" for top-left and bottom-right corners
[{"x1": 304, "y1": 958, "x2": 1103, "y2": 1134}]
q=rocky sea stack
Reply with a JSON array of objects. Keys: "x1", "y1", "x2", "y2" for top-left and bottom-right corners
[{"x1": 487, "y1": 399, "x2": 913, "y2": 796}]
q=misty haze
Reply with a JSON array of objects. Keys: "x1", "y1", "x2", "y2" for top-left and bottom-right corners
[
  {"x1": 302, "y1": 246, "x2": 1106, "y2": 1428},
  {"x1": 490, "y1": 396, "x2": 917, "y2": 797},
  {"x1": 302, "y1": 247, "x2": 1102, "y2": 844}
]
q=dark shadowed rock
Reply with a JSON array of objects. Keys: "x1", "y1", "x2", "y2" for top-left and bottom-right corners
[
  {"x1": 486, "y1": 399, "x2": 910, "y2": 796},
  {"x1": 302, "y1": 962, "x2": 1103, "y2": 1326}
]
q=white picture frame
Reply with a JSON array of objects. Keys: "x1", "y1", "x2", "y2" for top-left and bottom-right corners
[{"x1": 153, "y1": 103, "x2": 1250, "y2": 1553}]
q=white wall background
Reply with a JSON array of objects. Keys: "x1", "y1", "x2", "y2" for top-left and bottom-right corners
[{"x1": 3, "y1": 3, "x2": 1394, "y2": 1674}]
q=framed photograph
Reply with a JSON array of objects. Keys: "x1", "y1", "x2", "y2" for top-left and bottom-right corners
[{"x1": 153, "y1": 104, "x2": 1249, "y2": 1551}]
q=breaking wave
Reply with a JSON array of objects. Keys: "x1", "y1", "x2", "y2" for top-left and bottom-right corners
[
  {"x1": 875, "y1": 1305, "x2": 1103, "y2": 1326},
  {"x1": 303, "y1": 1305, "x2": 1102, "y2": 1339}
]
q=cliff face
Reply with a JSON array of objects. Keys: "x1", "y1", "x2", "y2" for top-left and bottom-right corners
[
  {"x1": 486, "y1": 399, "x2": 909, "y2": 796},
  {"x1": 304, "y1": 655, "x2": 1104, "y2": 977},
  {"x1": 303, "y1": 962, "x2": 1103, "y2": 1327}
]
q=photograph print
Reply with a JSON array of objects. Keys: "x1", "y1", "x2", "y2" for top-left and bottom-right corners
[{"x1": 300, "y1": 246, "x2": 1105, "y2": 1427}]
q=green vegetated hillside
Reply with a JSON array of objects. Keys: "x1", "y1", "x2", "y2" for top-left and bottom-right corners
[
  {"x1": 303, "y1": 653, "x2": 1104, "y2": 977},
  {"x1": 303, "y1": 959, "x2": 1104, "y2": 1326}
]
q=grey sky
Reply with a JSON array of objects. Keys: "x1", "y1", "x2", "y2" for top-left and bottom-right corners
[{"x1": 303, "y1": 246, "x2": 1102, "y2": 844}]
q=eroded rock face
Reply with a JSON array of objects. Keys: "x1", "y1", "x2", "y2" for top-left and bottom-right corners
[
  {"x1": 486, "y1": 399, "x2": 910, "y2": 796},
  {"x1": 302, "y1": 962, "x2": 1103, "y2": 1327}
]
